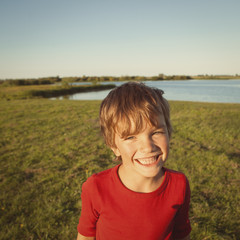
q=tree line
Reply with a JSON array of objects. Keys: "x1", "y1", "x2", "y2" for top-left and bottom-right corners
[
  {"x1": 1, "y1": 74, "x2": 239, "y2": 86},
  {"x1": 0, "y1": 74, "x2": 192, "y2": 86},
  {"x1": 0, "y1": 77, "x2": 61, "y2": 86}
]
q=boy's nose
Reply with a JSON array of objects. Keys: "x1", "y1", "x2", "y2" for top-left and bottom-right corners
[{"x1": 139, "y1": 138, "x2": 157, "y2": 153}]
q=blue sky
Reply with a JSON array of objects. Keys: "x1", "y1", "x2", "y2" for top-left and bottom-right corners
[{"x1": 0, "y1": 0, "x2": 239, "y2": 78}]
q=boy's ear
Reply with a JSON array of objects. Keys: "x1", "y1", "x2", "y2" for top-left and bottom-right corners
[{"x1": 111, "y1": 147, "x2": 121, "y2": 157}]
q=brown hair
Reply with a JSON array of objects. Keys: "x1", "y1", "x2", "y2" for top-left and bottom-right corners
[{"x1": 99, "y1": 82, "x2": 172, "y2": 148}]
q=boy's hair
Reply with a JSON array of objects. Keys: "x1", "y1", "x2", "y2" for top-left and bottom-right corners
[{"x1": 99, "y1": 82, "x2": 172, "y2": 148}]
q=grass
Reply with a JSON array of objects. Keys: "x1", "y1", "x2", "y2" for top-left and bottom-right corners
[{"x1": 0, "y1": 99, "x2": 239, "y2": 240}]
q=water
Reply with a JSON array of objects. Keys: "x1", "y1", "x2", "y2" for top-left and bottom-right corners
[{"x1": 52, "y1": 80, "x2": 240, "y2": 103}]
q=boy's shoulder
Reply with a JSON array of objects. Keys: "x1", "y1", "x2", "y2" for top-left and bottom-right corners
[
  {"x1": 92, "y1": 164, "x2": 118, "y2": 180},
  {"x1": 83, "y1": 165, "x2": 119, "y2": 189},
  {"x1": 164, "y1": 168, "x2": 190, "y2": 198}
]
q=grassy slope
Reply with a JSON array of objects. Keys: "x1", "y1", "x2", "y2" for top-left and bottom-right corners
[{"x1": 0, "y1": 100, "x2": 239, "y2": 240}]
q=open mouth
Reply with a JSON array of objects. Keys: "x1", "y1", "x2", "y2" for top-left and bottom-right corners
[{"x1": 135, "y1": 154, "x2": 161, "y2": 167}]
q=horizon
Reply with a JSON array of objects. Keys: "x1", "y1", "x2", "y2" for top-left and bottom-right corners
[{"x1": 1, "y1": 0, "x2": 240, "y2": 79}]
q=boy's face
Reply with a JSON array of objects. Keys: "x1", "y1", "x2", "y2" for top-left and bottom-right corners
[{"x1": 111, "y1": 114, "x2": 169, "y2": 179}]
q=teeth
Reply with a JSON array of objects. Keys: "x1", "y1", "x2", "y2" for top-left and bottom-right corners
[{"x1": 137, "y1": 156, "x2": 158, "y2": 165}]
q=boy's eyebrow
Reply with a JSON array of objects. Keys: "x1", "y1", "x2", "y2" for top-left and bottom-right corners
[{"x1": 153, "y1": 124, "x2": 167, "y2": 129}]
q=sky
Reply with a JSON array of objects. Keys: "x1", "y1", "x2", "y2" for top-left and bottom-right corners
[{"x1": 0, "y1": 0, "x2": 240, "y2": 79}]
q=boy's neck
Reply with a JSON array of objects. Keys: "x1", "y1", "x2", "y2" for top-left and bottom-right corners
[{"x1": 117, "y1": 164, "x2": 165, "y2": 193}]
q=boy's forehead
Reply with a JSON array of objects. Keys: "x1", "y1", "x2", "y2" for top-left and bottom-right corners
[{"x1": 114, "y1": 114, "x2": 166, "y2": 134}]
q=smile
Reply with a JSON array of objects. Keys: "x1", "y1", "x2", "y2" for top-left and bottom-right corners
[{"x1": 135, "y1": 154, "x2": 161, "y2": 166}]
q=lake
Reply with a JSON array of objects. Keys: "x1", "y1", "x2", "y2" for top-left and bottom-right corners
[{"x1": 52, "y1": 79, "x2": 240, "y2": 103}]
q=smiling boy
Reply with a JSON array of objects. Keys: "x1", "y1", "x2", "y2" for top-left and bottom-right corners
[{"x1": 77, "y1": 82, "x2": 191, "y2": 240}]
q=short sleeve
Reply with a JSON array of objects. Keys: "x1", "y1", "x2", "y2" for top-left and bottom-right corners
[
  {"x1": 77, "y1": 178, "x2": 99, "y2": 237},
  {"x1": 172, "y1": 177, "x2": 191, "y2": 239}
]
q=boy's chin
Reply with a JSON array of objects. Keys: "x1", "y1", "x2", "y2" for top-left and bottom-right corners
[{"x1": 136, "y1": 166, "x2": 164, "y2": 179}]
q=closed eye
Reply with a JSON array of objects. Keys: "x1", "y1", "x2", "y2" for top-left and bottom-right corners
[
  {"x1": 153, "y1": 130, "x2": 165, "y2": 135},
  {"x1": 125, "y1": 136, "x2": 135, "y2": 140}
]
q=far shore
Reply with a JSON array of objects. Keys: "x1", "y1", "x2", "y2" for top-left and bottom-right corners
[{"x1": 0, "y1": 83, "x2": 116, "y2": 100}]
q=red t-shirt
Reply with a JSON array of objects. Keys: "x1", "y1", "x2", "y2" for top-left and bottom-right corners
[{"x1": 78, "y1": 165, "x2": 191, "y2": 240}]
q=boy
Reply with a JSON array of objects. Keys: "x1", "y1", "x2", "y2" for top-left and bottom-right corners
[{"x1": 77, "y1": 82, "x2": 191, "y2": 240}]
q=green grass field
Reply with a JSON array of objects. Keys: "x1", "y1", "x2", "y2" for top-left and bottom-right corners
[{"x1": 0, "y1": 99, "x2": 239, "y2": 240}]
